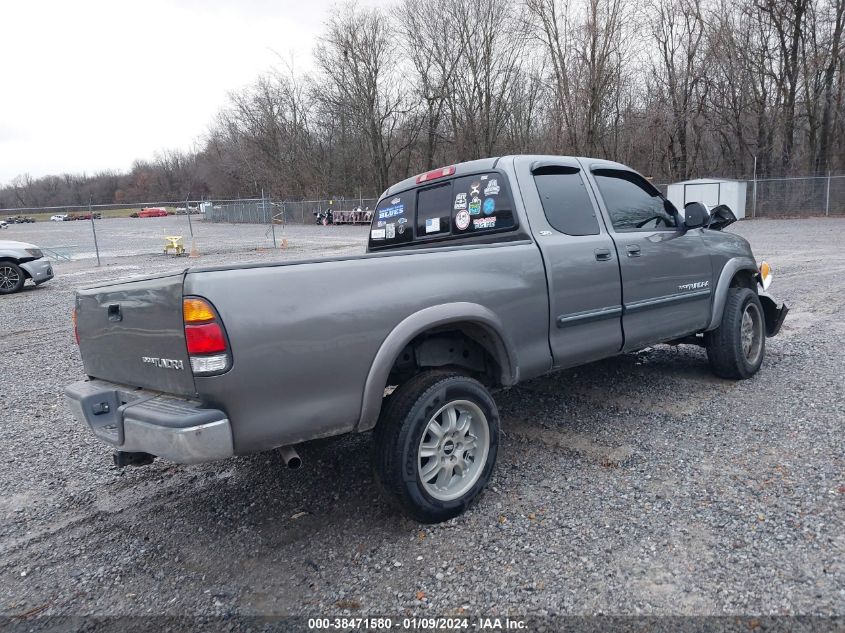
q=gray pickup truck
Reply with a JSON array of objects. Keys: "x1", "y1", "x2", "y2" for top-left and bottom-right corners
[{"x1": 66, "y1": 156, "x2": 787, "y2": 522}]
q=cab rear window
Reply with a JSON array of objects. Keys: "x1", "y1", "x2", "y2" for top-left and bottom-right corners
[{"x1": 368, "y1": 171, "x2": 515, "y2": 250}]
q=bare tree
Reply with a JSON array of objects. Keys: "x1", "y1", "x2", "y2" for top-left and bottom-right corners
[
  {"x1": 314, "y1": 2, "x2": 420, "y2": 192},
  {"x1": 3, "y1": 0, "x2": 844, "y2": 209},
  {"x1": 396, "y1": 0, "x2": 467, "y2": 169},
  {"x1": 527, "y1": 0, "x2": 631, "y2": 156},
  {"x1": 646, "y1": 0, "x2": 709, "y2": 179},
  {"x1": 758, "y1": 0, "x2": 811, "y2": 170},
  {"x1": 444, "y1": 0, "x2": 528, "y2": 159}
]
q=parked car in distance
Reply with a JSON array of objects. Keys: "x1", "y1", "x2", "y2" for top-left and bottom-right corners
[
  {"x1": 0, "y1": 240, "x2": 54, "y2": 294},
  {"x1": 5, "y1": 216, "x2": 36, "y2": 224},
  {"x1": 67, "y1": 212, "x2": 102, "y2": 221},
  {"x1": 0, "y1": 220, "x2": 7, "y2": 229},
  {"x1": 51, "y1": 214, "x2": 68, "y2": 222},
  {"x1": 66, "y1": 155, "x2": 788, "y2": 523},
  {"x1": 138, "y1": 207, "x2": 169, "y2": 218}
]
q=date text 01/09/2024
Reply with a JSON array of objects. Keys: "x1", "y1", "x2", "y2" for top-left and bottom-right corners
[{"x1": 306, "y1": 616, "x2": 528, "y2": 630}]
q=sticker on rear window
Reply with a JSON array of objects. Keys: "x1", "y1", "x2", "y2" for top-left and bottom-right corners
[
  {"x1": 456, "y1": 210, "x2": 470, "y2": 230},
  {"x1": 378, "y1": 204, "x2": 404, "y2": 220},
  {"x1": 469, "y1": 197, "x2": 481, "y2": 215},
  {"x1": 371, "y1": 228, "x2": 386, "y2": 239},
  {"x1": 425, "y1": 217, "x2": 441, "y2": 233},
  {"x1": 473, "y1": 216, "x2": 496, "y2": 229}
]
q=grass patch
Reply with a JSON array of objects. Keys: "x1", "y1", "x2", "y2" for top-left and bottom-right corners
[{"x1": 22, "y1": 207, "x2": 179, "y2": 222}]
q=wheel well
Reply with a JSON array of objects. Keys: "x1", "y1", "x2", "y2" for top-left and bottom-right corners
[
  {"x1": 730, "y1": 269, "x2": 757, "y2": 291},
  {"x1": 387, "y1": 323, "x2": 507, "y2": 390},
  {"x1": 0, "y1": 257, "x2": 29, "y2": 278}
]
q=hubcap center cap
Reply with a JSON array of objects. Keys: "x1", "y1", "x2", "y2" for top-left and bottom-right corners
[{"x1": 442, "y1": 440, "x2": 455, "y2": 455}]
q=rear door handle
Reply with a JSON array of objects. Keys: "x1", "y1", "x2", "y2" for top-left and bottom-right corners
[
  {"x1": 625, "y1": 244, "x2": 641, "y2": 257},
  {"x1": 594, "y1": 248, "x2": 612, "y2": 261}
]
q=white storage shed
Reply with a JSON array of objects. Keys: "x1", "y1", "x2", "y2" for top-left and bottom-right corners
[{"x1": 666, "y1": 178, "x2": 747, "y2": 219}]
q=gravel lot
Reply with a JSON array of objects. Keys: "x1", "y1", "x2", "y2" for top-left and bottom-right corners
[
  {"x1": 0, "y1": 218, "x2": 842, "y2": 622},
  {"x1": 2, "y1": 215, "x2": 369, "y2": 260}
]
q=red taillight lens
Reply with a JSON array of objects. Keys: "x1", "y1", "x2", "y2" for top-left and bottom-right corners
[
  {"x1": 416, "y1": 165, "x2": 456, "y2": 184},
  {"x1": 185, "y1": 322, "x2": 227, "y2": 355},
  {"x1": 72, "y1": 308, "x2": 79, "y2": 345},
  {"x1": 183, "y1": 296, "x2": 229, "y2": 374}
]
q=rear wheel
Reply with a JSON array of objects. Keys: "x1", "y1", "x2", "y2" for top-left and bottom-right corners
[
  {"x1": 705, "y1": 287, "x2": 765, "y2": 379},
  {"x1": 372, "y1": 371, "x2": 499, "y2": 523},
  {"x1": 0, "y1": 262, "x2": 24, "y2": 295}
]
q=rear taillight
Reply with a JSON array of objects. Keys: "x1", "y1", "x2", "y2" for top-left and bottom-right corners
[
  {"x1": 72, "y1": 307, "x2": 79, "y2": 345},
  {"x1": 183, "y1": 297, "x2": 230, "y2": 375},
  {"x1": 416, "y1": 165, "x2": 456, "y2": 184},
  {"x1": 185, "y1": 322, "x2": 227, "y2": 354}
]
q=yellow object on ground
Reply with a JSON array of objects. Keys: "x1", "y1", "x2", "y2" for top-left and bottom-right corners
[{"x1": 164, "y1": 236, "x2": 185, "y2": 255}]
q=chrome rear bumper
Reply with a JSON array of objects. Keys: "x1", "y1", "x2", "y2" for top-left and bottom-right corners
[{"x1": 65, "y1": 379, "x2": 233, "y2": 464}]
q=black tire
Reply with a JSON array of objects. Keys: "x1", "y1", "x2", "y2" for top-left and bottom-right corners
[
  {"x1": 372, "y1": 370, "x2": 500, "y2": 523},
  {"x1": 705, "y1": 287, "x2": 766, "y2": 379},
  {"x1": 0, "y1": 261, "x2": 25, "y2": 295}
]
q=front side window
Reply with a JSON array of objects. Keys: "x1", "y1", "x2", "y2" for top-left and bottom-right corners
[
  {"x1": 592, "y1": 169, "x2": 677, "y2": 231},
  {"x1": 532, "y1": 166, "x2": 600, "y2": 236}
]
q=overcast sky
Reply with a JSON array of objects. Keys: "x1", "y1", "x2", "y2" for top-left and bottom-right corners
[{"x1": 0, "y1": 0, "x2": 389, "y2": 187}]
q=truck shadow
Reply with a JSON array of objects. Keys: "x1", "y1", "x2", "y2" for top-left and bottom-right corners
[
  {"x1": 87, "y1": 343, "x2": 755, "y2": 610},
  {"x1": 121, "y1": 344, "x2": 726, "y2": 536}
]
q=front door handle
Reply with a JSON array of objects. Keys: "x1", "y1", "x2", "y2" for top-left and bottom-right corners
[
  {"x1": 625, "y1": 244, "x2": 641, "y2": 257},
  {"x1": 594, "y1": 248, "x2": 612, "y2": 261}
]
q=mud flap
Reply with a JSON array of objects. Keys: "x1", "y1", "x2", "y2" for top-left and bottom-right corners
[{"x1": 759, "y1": 295, "x2": 789, "y2": 337}]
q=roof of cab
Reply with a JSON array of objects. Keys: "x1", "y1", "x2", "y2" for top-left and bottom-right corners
[{"x1": 381, "y1": 155, "x2": 634, "y2": 200}]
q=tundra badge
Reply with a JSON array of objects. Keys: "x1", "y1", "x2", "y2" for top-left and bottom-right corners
[
  {"x1": 142, "y1": 357, "x2": 184, "y2": 370},
  {"x1": 678, "y1": 280, "x2": 709, "y2": 291}
]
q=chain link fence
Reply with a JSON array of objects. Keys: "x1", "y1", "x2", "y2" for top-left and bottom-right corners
[
  {"x1": 655, "y1": 174, "x2": 845, "y2": 218},
  {"x1": 0, "y1": 196, "x2": 378, "y2": 264},
  {"x1": 1, "y1": 175, "x2": 842, "y2": 265}
]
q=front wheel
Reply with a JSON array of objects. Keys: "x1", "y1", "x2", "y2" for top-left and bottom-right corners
[
  {"x1": 705, "y1": 287, "x2": 766, "y2": 379},
  {"x1": 372, "y1": 371, "x2": 499, "y2": 523},
  {"x1": 0, "y1": 262, "x2": 25, "y2": 295}
]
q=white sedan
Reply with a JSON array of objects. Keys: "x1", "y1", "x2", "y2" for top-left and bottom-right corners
[{"x1": 50, "y1": 214, "x2": 68, "y2": 222}]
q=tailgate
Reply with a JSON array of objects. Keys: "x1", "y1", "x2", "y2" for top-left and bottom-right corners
[{"x1": 75, "y1": 272, "x2": 196, "y2": 396}]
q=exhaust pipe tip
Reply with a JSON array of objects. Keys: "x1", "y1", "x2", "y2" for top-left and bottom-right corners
[{"x1": 279, "y1": 445, "x2": 302, "y2": 470}]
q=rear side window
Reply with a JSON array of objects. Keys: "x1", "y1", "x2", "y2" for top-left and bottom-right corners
[
  {"x1": 532, "y1": 166, "x2": 600, "y2": 236},
  {"x1": 368, "y1": 171, "x2": 516, "y2": 250}
]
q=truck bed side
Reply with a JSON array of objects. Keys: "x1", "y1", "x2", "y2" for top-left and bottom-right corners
[{"x1": 184, "y1": 242, "x2": 551, "y2": 454}]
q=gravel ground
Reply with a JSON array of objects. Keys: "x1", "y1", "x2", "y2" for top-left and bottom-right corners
[{"x1": 0, "y1": 218, "x2": 842, "y2": 622}]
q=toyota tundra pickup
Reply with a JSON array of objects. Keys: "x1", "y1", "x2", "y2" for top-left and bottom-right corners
[{"x1": 65, "y1": 156, "x2": 788, "y2": 523}]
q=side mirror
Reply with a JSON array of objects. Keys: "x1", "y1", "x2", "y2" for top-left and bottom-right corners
[
  {"x1": 707, "y1": 204, "x2": 737, "y2": 230},
  {"x1": 684, "y1": 202, "x2": 709, "y2": 229}
]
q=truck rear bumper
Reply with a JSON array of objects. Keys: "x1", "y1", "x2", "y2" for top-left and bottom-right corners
[{"x1": 64, "y1": 379, "x2": 233, "y2": 464}]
